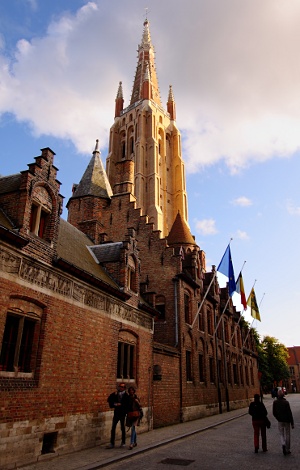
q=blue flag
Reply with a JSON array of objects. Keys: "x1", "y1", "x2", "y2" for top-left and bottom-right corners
[{"x1": 217, "y1": 245, "x2": 236, "y2": 297}]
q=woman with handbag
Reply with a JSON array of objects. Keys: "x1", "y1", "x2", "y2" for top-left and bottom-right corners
[
  {"x1": 249, "y1": 393, "x2": 269, "y2": 453},
  {"x1": 126, "y1": 386, "x2": 142, "y2": 450}
]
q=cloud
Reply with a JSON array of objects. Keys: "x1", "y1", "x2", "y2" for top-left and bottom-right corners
[
  {"x1": 1, "y1": 0, "x2": 300, "y2": 168},
  {"x1": 287, "y1": 200, "x2": 300, "y2": 216},
  {"x1": 231, "y1": 197, "x2": 253, "y2": 207},
  {"x1": 236, "y1": 229, "x2": 249, "y2": 240},
  {"x1": 195, "y1": 218, "x2": 217, "y2": 236}
]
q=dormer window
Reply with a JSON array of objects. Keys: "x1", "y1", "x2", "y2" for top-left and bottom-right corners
[
  {"x1": 29, "y1": 186, "x2": 52, "y2": 240},
  {"x1": 30, "y1": 203, "x2": 49, "y2": 238}
]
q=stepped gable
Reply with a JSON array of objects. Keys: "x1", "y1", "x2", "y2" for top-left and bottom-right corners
[
  {"x1": 167, "y1": 212, "x2": 195, "y2": 246},
  {"x1": 71, "y1": 140, "x2": 112, "y2": 199},
  {"x1": 56, "y1": 218, "x2": 118, "y2": 288}
]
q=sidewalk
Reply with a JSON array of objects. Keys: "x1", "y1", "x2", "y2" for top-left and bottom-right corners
[{"x1": 21, "y1": 397, "x2": 276, "y2": 470}]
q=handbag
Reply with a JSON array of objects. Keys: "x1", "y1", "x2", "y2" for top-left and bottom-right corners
[
  {"x1": 265, "y1": 416, "x2": 271, "y2": 429},
  {"x1": 127, "y1": 410, "x2": 140, "y2": 419}
]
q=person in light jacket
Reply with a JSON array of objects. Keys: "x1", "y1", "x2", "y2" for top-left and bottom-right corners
[{"x1": 273, "y1": 389, "x2": 294, "y2": 455}]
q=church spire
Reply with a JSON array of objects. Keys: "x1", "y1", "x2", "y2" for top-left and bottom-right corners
[
  {"x1": 167, "y1": 85, "x2": 176, "y2": 121},
  {"x1": 70, "y1": 140, "x2": 113, "y2": 199},
  {"x1": 115, "y1": 81, "x2": 124, "y2": 118},
  {"x1": 130, "y1": 19, "x2": 161, "y2": 106}
]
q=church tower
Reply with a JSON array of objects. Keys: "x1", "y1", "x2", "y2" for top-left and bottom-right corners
[{"x1": 106, "y1": 19, "x2": 188, "y2": 238}]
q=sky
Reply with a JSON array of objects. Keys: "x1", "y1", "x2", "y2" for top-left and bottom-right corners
[{"x1": 1, "y1": 0, "x2": 300, "y2": 347}]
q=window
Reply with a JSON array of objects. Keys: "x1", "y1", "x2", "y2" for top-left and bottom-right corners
[
  {"x1": 117, "y1": 342, "x2": 135, "y2": 380},
  {"x1": 29, "y1": 186, "x2": 52, "y2": 240},
  {"x1": 127, "y1": 255, "x2": 137, "y2": 292},
  {"x1": 198, "y1": 304, "x2": 204, "y2": 331},
  {"x1": 184, "y1": 292, "x2": 191, "y2": 324},
  {"x1": 209, "y1": 357, "x2": 215, "y2": 383},
  {"x1": 30, "y1": 203, "x2": 49, "y2": 238},
  {"x1": 186, "y1": 350, "x2": 192, "y2": 381},
  {"x1": 0, "y1": 309, "x2": 41, "y2": 375},
  {"x1": 233, "y1": 363, "x2": 238, "y2": 384},
  {"x1": 207, "y1": 310, "x2": 213, "y2": 335},
  {"x1": 198, "y1": 353, "x2": 204, "y2": 382},
  {"x1": 155, "y1": 295, "x2": 166, "y2": 321}
]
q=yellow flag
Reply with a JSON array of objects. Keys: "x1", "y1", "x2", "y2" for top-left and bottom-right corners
[{"x1": 247, "y1": 288, "x2": 261, "y2": 322}]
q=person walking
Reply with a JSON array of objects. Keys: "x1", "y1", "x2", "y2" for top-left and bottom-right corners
[
  {"x1": 249, "y1": 393, "x2": 268, "y2": 453},
  {"x1": 126, "y1": 386, "x2": 142, "y2": 450},
  {"x1": 273, "y1": 388, "x2": 294, "y2": 455},
  {"x1": 107, "y1": 383, "x2": 130, "y2": 448}
]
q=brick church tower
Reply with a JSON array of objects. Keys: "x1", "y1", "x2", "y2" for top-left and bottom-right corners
[{"x1": 106, "y1": 19, "x2": 188, "y2": 238}]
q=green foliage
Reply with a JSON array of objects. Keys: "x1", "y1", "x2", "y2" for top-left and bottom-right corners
[{"x1": 257, "y1": 335, "x2": 290, "y2": 391}]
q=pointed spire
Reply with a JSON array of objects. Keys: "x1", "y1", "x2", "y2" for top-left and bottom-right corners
[
  {"x1": 115, "y1": 81, "x2": 124, "y2": 118},
  {"x1": 167, "y1": 85, "x2": 176, "y2": 121},
  {"x1": 71, "y1": 141, "x2": 113, "y2": 199},
  {"x1": 130, "y1": 20, "x2": 161, "y2": 106},
  {"x1": 167, "y1": 212, "x2": 195, "y2": 246}
]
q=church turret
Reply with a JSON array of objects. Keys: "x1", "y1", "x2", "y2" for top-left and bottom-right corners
[
  {"x1": 106, "y1": 20, "x2": 188, "y2": 238},
  {"x1": 67, "y1": 140, "x2": 113, "y2": 243}
]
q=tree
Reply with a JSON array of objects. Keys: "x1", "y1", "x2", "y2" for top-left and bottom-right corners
[{"x1": 259, "y1": 336, "x2": 290, "y2": 391}]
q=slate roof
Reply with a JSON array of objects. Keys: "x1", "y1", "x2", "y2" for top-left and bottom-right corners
[
  {"x1": 56, "y1": 218, "x2": 119, "y2": 288},
  {"x1": 71, "y1": 146, "x2": 112, "y2": 199},
  {"x1": 89, "y1": 243, "x2": 123, "y2": 263},
  {"x1": 0, "y1": 174, "x2": 22, "y2": 195}
]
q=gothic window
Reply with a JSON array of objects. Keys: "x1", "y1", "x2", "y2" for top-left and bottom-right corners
[
  {"x1": 233, "y1": 363, "x2": 238, "y2": 384},
  {"x1": 117, "y1": 342, "x2": 135, "y2": 380},
  {"x1": 224, "y1": 320, "x2": 229, "y2": 343},
  {"x1": 186, "y1": 350, "x2": 192, "y2": 381},
  {"x1": 198, "y1": 353, "x2": 205, "y2": 382},
  {"x1": 198, "y1": 305, "x2": 204, "y2": 331},
  {"x1": 155, "y1": 295, "x2": 166, "y2": 321},
  {"x1": 117, "y1": 331, "x2": 137, "y2": 381},
  {"x1": 207, "y1": 309, "x2": 213, "y2": 335},
  {"x1": 29, "y1": 186, "x2": 52, "y2": 240},
  {"x1": 184, "y1": 292, "x2": 191, "y2": 324},
  {"x1": 0, "y1": 301, "x2": 43, "y2": 377},
  {"x1": 209, "y1": 356, "x2": 215, "y2": 383}
]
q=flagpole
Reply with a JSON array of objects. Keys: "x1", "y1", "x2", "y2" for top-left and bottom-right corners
[
  {"x1": 215, "y1": 260, "x2": 247, "y2": 338},
  {"x1": 190, "y1": 239, "x2": 233, "y2": 330},
  {"x1": 229, "y1": 261, "x2": 246, "y2": 342}
]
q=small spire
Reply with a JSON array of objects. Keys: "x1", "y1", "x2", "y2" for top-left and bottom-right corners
[
  {"x1": 93, "y1": 139, "x2": 100, "y2": 154},
  {"x1": 142, "y1": 19, "x2": 151, "y2": 46},
  {"x1": 168, "y1": 85, "x2": 175, "y2": 102},
  {"x1": 116, "y1": 81, "x2": 123, "y2": 99},
  {"x1": 167, "y1": 85, "x2": 176, "y2": 120}
]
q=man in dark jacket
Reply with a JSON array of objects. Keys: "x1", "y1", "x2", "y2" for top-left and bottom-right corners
[
  {"x1": 249, "y1": 394, "x2": 268, "y2": 453},
  {"x1": 273, "y1": 389, "x2": 294, "y2": 455},
  {"x1": 107, "y1": 383, "x2": 130, "y2": 448}
]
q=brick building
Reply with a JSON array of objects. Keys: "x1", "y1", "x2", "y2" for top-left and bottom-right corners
[
  {"x1": 0, "y1": 19, "x2": 259, "y2": 469},
  {"x1": 287, "y1": 346, "x2": 300, "y2": 393}
]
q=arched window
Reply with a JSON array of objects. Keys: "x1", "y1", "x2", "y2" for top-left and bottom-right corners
[{"x1": 117, "y1": 331, "x2": 137, "y2": 381}]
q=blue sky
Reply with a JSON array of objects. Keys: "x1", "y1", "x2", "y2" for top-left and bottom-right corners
[{"x1": 1, "y1": 0, "x2": 300, "y2": 347}]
